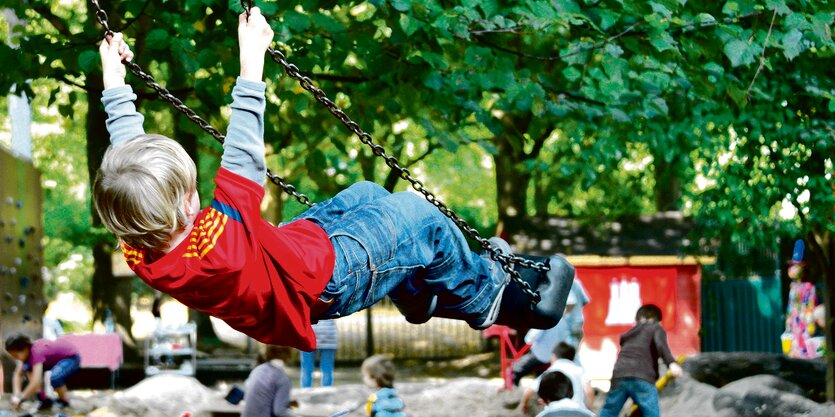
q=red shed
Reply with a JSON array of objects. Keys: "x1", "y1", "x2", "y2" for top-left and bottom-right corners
[{"x1": 511, "y1": 213, "x2": 713, "y2": 388}]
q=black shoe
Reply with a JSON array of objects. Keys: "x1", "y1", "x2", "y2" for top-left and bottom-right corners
[
  {"x1": 390, "y1": 272, "x2": 438, "y2": 325},
  {"x1": 428, "y1": 237, "x2": 513, "y2": 329},
  {"x1": 56, "y1": 398, "x2": 70, "y2": 409},
  {"x1": 468, "y1": 237, "x2": 513, "y2": 329},
  {"x1": 37, "y1": 397, "x2": 54, "y2": 411},
  {"x1": 493, "y1": 254, "x2": 575, "y2": 330}
]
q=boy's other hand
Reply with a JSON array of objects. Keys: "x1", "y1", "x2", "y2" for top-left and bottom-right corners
[
  {"x1": 99, "y1": 33, "x2": 134, "y2": 89},
  {"x1": 238, "y1": 7, "x2": 273, "y2": 81}
]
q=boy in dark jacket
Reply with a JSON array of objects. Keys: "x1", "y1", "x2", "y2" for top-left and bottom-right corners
[{"x1": 599, "y1": 304, "x2": 682, "y2": 417}]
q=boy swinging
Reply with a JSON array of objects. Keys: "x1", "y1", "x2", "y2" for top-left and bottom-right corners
[{"x1": 94, "y1": 8, "x2": 574, "y2": 351}]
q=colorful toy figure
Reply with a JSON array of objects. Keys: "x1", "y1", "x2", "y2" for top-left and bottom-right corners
[{"x1": 782, "y1": 240, "x2": 821, "y2": 358}]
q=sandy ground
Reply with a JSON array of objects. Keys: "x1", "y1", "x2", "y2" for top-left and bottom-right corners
[
  {"x1": 3, "y1": 356, "x2": 833, "y2": 417},
  {"x1": 0, "y1": 375, "x2": 527, "y2": 417}
]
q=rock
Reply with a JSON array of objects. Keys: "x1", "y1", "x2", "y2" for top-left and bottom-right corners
[
  {"x1": 110, "y1": 374, "x2": 219, "y2": 417},
  {"x1": 683, "y1": 352, "x2": 826, "y2": 400},
  {"x1": 712, "y1": 375, "x2": 830, "y2": 417},
  {"x1": 658, "y1": 375, "x2": 720, "y2": 417}
]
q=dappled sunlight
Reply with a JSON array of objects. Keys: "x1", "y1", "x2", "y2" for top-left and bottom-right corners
[{"x1": 45, "y1": 292, "x2": 92, "y2": 325}]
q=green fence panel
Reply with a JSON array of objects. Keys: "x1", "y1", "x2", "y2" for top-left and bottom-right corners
[{"x1": 702, "y1": 278, "x2": 783, "y2": 353}]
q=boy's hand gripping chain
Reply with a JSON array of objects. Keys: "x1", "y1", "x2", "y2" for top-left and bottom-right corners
[
  {"x1": 90, "y1": 0, "x2": 313, "y2": 208},
  {"x1": 90, "y1": 0, "x2": 548, "y2": 306}
]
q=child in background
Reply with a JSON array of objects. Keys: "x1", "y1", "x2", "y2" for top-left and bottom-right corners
[
  {"x1": 242, "y1": 345, "x2": 296, "y2": 417},
  {"x1": 522, "y1": 342, "x2": 594, "y2": 415},
  {"x1": 535, "y1": 371, "x2": 594, "y2": 417},
  {"x1": 361, "y1": 355, "x2": 407, "y2": 417},
  {"x1": 598, "y1": 304, "x2": 683, "y2": 417},
  {"x1": 5, "y1": 334, "x2": 80, "y2": 410},
  {"x1": 94, "y1": 7, "x2": 573, "y2": 352},
  {"x1": 300, "y1": 319, "x2": 338, "y2": 387}
]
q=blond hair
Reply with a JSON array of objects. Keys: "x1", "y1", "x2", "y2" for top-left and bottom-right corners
[{"x1": 93, "y1": 134, "x2": 197, "y2": 252}]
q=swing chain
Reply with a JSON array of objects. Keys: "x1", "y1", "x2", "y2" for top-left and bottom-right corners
[
  {"x1": 266, "y1": 46, "x2": 548, "y2": 303},
  {"x1": 89, "y1": 0, "x2": 547, "y2": 304},
  {"x1": 89, "y1": 0, "x2": 314, "y2": 208},
  {"x1": 241, "y1": 0, "x2": 253, "y2": 20}
]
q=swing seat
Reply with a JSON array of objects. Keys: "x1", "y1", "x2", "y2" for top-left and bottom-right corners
[
  {"x1": 426, "y1": 253, "x2": 575, "y2": 330},
  {"x1": 493, "y1": 254, "x2": 575, "y2": 330}
]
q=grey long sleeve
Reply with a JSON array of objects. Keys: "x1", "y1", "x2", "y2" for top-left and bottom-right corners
[
  {"x1": 222, "y1": 77, "x2": 268, "y2": 185},
  {"x1": 101, "y1": 85, "x2": 146, "y2": 145},
  {"x1": 101, "y1": 78, "x2": 268, "y2": 185}
]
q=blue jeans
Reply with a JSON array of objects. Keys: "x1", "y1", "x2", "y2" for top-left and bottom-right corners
[
  {"x1": 49, "y1": 354, "x2": 81, "y2": 388},
  {"x1": 300, "y1": 348, "x2": 336, "y2": 387},
  {"x1": 298, "y1": 182, "x2": 501, "y2": 323},
  {"x1": 599, "y1": 378, "x2": 659, "y2": 417}
]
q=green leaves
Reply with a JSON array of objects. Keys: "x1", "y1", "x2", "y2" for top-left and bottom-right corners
[
  {"x1": 77, "y1": 51, "x2": 99, "y2": 73},
  {"x1": 649, "y1": 31, "x2": 678, "y2": 52},
  {"x1": 283, "y1": 10, "x2": 311, "y2": 32},
  {"x1": 399, "y1": 14, "x2": 424, "y2": 36},
  {"x1": 145, "y1": 29, "x2": 170, "y2": 48},
  {"x1": 764, "y1": 0, "x2": 791, "y2": 15},
  {"x1": 723, "y1": 39, "x2": 756, "y2": 67},
  {"x1": 780, "y1": 28, "x2": 803, "y2": 60}
]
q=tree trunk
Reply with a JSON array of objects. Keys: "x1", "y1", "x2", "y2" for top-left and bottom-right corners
[
  {"x1": 532, "y1": 172, "x2": 549, "y2": 217},
  {"x1": 86, "y1": 77, "x2": 136, "y2": 343},
  {"x1": 801, "y1": 148, "x2": 835, "y2": 401},
  {"x1": 653, "y1": 151, "x2": 683, "y2": 211},
  {"x1": 494, "y1": 136, "x2": 531, "y2": 235}
]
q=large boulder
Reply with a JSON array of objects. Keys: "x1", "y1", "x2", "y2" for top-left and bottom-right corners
[
  {"x1": 659, "y1": 375, "x2": 720, "y2": 417},
  {"x1": 683, "y1": 352, "x2": 826, "y2": 400},
  {"x1": 712, "y1": 375, "x2": 835, "y2": 417}
]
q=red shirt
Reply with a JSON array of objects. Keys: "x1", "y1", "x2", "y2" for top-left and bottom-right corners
[{"x1": 123, "y1": 168, "x2": 335, "y2": 350}]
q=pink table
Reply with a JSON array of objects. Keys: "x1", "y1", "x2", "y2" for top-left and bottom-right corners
[{"x1": 61, "y1": 333, "x2": 123, "y2": 371}]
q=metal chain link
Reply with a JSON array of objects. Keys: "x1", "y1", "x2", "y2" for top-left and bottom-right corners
[
  {"x1": 90, "y1": 0, "x2": 547, "y2": 304},
  {"x1": 89, "y1": 0, "x2": 313, "y2": 207},
  {"x1": 266, "y1": 46, "x2": 548, "y2": 304}
]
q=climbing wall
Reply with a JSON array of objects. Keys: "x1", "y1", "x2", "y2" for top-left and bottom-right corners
[{"x1": 0, "y1": 146, "x2": 45, "y2": 390}]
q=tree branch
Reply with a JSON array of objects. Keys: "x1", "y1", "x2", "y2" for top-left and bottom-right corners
[
  {"x1": 135, "y1": 87, "x2": 194, "y2": 100},
  {"x1": 745, "y1": 10, "x2": 778, "y2": 101},
  {"x1": 31, "y1": 4, "x2": 72, "y2": 37},
  {"x1": 56, "y1": 74, "x2": 88, "y2": 91},
  {"x1": 302, "y1": 72, "x2": 371, "y2": 83},
  {"x1": 528, "y1": 129, "x2": 551, "y2": 159},
  {"x1": 474, "y1": 11, "x2": 763, "y2": 62},
  {"x1": 111, "y1": 0, "x2": 151, "y2": 33},
  {"x1": 405, "y1": 142, "x2": 441, "y2": 166},
  {"x1": 557, "y1": 91, "x2": 607, "y2": 106}
]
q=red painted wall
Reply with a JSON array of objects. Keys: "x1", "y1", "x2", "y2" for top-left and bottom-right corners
[{"x1": 576, "y1": 265, "x2": 701, "y2": 380}]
